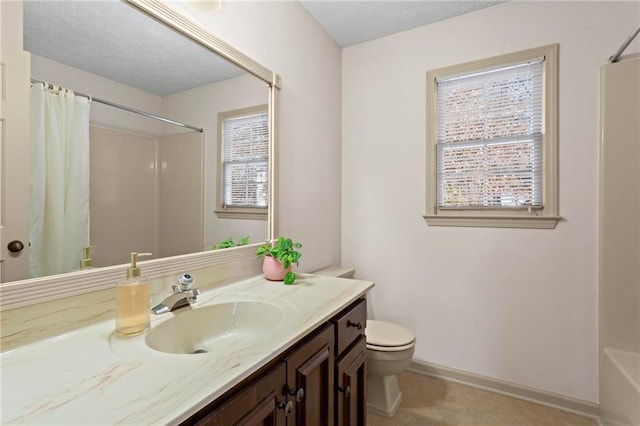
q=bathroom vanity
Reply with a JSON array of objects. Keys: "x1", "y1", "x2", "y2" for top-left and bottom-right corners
[
  {"x1": 187, "y1": 298, "x2": 367, "y2": 425},
  {"x1": 0, "y1": 273, "x2": 373, "y2": 425}
]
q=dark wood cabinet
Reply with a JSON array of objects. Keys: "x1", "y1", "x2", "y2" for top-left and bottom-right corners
[
  {"x1": 284, "y1": 324, "x2": 334, "y2": 425},
  {"x1": 182, "y1": 298, "x2": 367, "y2": 426},
  {"x1": 331, "y1": 299, "x2": 367, "y2": 426},
  {"x1": 191, "y1": 362, "x2": 288, "y2": 426},
  {"x1": 335, "y1": 336, "x2": 366, "y2": 426}
]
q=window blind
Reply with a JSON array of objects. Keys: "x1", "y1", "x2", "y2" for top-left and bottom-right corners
[
  {"x1": 436, "y1": 59, "x2": 544, "y2": 209},
  {"x1": 222, "y1": 111, "x2": 268, "y2": 208}
]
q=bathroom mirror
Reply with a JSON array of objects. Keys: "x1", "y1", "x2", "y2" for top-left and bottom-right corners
[{"x1": 0, "y1": 0, "x2": 279, "y2": 292}]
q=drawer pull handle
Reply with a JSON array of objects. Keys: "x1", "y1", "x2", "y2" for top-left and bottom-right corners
[
  {"x1": 338, "y1": 385, "x2": 351, "y2": 398},
  {"x1": 289, "y1": 387, "x2": 304, "y2": 403},
  {"x1": 278, "y1": 400, "x2": 293, "y2": 416},
  {"x1": 347, "y1": 320, "x2": 362, "y2": 330}
]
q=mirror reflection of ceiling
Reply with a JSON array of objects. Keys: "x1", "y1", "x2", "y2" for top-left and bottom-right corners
[{"x1": 23, "y1": 0, "x2": 245, "y2": 96}]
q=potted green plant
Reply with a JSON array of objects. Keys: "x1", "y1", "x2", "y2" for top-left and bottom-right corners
[
  {"x1": 256, "y1": 237, "x2": 302, "y2": 284},
  {"x1": 211, "y1": 236, "x2": 249, "y2": 250}
]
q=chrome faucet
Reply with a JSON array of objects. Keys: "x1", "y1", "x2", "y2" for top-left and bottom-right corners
[{"x1": 151, "y1": 273, "x2": 200, "y2": 315}]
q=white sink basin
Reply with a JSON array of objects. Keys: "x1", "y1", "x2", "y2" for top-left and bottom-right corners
[{"x1": 145, "y1": 301, "x2": 283, "y2": 355}]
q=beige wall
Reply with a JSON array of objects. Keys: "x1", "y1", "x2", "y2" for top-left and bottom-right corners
[{"x1": 342, "y1": 1, "x2": 640, "y2": 403}]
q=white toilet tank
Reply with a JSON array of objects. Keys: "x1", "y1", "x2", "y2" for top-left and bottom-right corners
[{"x1": 313, "y1": 266, "x2": 356, "y2": 279}]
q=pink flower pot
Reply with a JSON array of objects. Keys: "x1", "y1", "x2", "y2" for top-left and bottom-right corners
[{"x1": 262, "y1": 256, "x2": 292, "y2": 281}]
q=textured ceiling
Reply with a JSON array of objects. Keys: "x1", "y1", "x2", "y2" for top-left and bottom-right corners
[
  {"x1": 299, "y1": 0, "x2": 505, "y2": 47},
  {"x1": 23, "y1": 0, "x2": 246, "y2": 96},
  {"x1": 24, "y1": 1, "x2": 505, "y2": 96}
]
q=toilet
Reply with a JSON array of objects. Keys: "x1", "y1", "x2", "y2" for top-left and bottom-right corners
[{"x1": 313, "y1": 267, "x2": 416, "y2": 417}]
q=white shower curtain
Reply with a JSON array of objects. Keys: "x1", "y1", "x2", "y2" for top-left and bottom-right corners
[{"x1": 29, "y1": 84, "x2": 90, "y2": 277}]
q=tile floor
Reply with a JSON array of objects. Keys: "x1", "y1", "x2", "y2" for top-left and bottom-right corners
[{"x1": 366, "y1": 372, "x2": 598, "y2": 426}]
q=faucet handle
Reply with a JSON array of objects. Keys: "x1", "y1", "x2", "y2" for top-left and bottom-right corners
[{"x1": 177, "y1": 273, "x2": 195, "y2": 292}]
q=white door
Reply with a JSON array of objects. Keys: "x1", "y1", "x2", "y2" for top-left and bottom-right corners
[{"x1": 1, "y1": 0, "x2": 31, "y2": 282}]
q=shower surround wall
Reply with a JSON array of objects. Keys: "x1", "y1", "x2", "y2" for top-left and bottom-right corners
[{"x1": 599, "y1": 58, "x2": 640, "y2": 426}]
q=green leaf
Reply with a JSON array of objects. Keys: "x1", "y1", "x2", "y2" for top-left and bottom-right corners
[
  {"x1": 213, "y1": 237, "x2": 251, "y2": 250},
  {"x1": 284, "y1": 271, "x2": 296, "y2": 285}
]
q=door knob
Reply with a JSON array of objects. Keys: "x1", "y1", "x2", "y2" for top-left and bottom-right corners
[
  {"x1": 7, "y1": 240, "x2": 24, "y2": 253},
  {"x1": 338, "y1": 385, "x2": 351, "y2": 398},
  {"x1": 289, "y1": 387, "x2": 304, "y2": 403},
  {"x1": 278, "y1": 400, "x2": 293, "y2": 416}
]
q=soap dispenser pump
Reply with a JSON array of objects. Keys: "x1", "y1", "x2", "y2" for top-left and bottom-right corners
[
  {"x1": 115, "y1": 252, "x2": 152, "y2": 337},
  {"x1": 80, "y1": 246, "x2": 94, "y2": 270}
]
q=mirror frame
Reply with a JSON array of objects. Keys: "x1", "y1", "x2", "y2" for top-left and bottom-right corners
[{"x1": 0, "y1": 0, "x2": 280, "y2": 310}]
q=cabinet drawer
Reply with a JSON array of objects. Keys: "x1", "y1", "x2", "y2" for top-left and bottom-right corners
[{"x1": 332, "y1": 298, "x2": 366, "y2": 356}]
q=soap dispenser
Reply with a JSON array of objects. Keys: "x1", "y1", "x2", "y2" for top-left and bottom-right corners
[
  {"x1": 115, "y1": 252, "x2": 151, "y2": 337},
  {"x1": 80, "y1": 246, "x2": 94, "y2": 270}
]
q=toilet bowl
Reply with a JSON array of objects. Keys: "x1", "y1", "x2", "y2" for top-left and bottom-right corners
[
  {"x1": 365, "y1": 319, "x2": 416, "y2": 417},
  {"x1": 313, "y1": 266, "x2": 416, "y2": 417}
]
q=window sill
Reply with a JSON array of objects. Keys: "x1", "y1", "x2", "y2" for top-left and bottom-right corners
[
  {"x1": 423, "y1": 215, "x2": 561, "y2": 229},
  {"x1": 215, "y1": 209, "x2": 267, "y2": 220}
]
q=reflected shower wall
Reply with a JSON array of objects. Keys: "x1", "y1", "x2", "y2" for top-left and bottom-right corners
[
  {"x1": 90, "y1": 126, "x2": 204, "y2": 267},
  {"x1": 90, "y1": 126, "x2": 159, "y2": 266},
  {"x1": 158, "y1": 131, "x2": 204, "y2": 258}
]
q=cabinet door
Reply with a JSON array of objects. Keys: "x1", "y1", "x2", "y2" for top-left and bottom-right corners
[
  {"x1": 336, "y1": 336, "x2": 366, "y2": 426},
  {"x1": 284, "y1": 323, "x2": 334, "y2": 426},
  {"x1": 191, "y1": 362, "x2": 288, "y2": 426}
]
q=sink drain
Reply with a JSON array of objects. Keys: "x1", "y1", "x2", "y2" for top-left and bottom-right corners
[{"x1": 192, "y1": 349, "x2": 208, "y2": 354}]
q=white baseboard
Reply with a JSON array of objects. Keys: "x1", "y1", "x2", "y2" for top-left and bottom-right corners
[{"x1": 408, "y1": 359, "x2": 600, "y2": 419}]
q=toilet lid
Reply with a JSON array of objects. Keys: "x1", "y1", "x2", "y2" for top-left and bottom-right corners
[{"x1": 365, "y1": 320, "x2": 415, "y2": 347}]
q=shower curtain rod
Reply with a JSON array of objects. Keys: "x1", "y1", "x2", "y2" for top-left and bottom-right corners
[
  {"x1": 30, "y1": 79, "x2": 204, "y2": 133},
  {"x1": 609, "y1": 24, "x2": 640, "y2": 63}
]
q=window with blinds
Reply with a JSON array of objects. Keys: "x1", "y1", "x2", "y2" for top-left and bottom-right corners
[
  {"x1": 221, "y1": 110, "x2": 268, "y2": 209},
  {"x1": 424, "y1": 44, "x2": 559, "y2": 229},
  {"x1": 437, "y1": 60, "x2": 543, "y2": 209}
]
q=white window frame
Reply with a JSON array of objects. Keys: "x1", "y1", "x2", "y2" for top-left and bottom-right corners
[
  {"x1": 424, "y1": 44, "x2": 560, "y2": 229},
  {"x1": 215, "y1": 104, "x2": 268, "y2": 220}
]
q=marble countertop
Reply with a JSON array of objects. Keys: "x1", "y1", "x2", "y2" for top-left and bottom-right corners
[{"x1": 0, "y1": 273, "x2": 374, "y2": 425}]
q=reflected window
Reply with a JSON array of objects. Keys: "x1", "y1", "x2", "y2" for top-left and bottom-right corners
[{"x1": 216, "y1": 105, "x2": 268, "y2": 220}]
